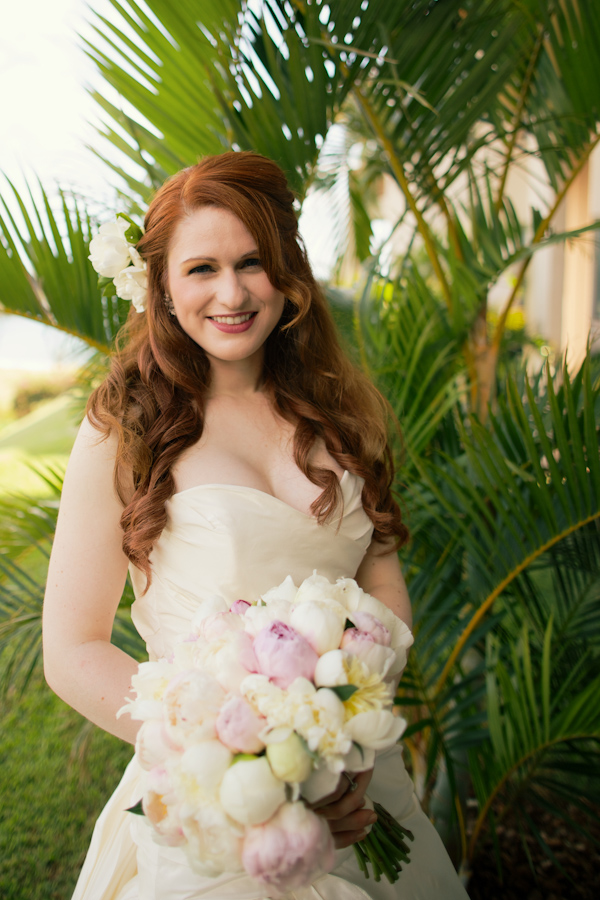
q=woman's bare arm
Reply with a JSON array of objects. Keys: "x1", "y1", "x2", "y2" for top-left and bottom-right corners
[
  {"x1": 43, "y1": 417, "x2": 141, "y2": 745},
  {"x1": 354, "y1": 537, "x2": 412, "y2": 628}
]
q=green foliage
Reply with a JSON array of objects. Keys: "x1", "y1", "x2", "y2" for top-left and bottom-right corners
[
  {"x1": 0, "y1": 671, "x2": 132, "y2": 900},
  {"x1": 393, "y1": 342, "x2": 600, "y2": 862},
  {"x1": 0, "y1": 467, "x2": 145, "y2": 702},
  {"x1": 0, "y1": 180, "x2": 128, "y2": 350},
  {"x1": 469, "y1": 618, "x2": 600, "y2": 864}
]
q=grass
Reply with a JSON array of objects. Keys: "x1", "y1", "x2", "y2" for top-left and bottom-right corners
[
  {"x1": 0, "y1": 394, "x2": 77, "y2": 499},
  {"x1": 0, "y1": 386, "x2": 127, "y2": 899},
  {"x1": 0, "y1": 395, "x2": 78, "y2": 455},
  {"x1": 0, "y1": 672, "x2": 132, "y2": 900}
]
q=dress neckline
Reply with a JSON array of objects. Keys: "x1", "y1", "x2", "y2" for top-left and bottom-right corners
[{"x1": 170, "y1": 469, "x2": 351, "y2": 521}]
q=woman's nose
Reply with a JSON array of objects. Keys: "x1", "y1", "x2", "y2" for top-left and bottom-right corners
[{"x1": 217, "y1": 268, "x2": 246, "y2": 308}]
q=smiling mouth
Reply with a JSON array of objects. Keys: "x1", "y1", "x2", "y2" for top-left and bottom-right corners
[{"x1": 208, "y1": 313, "x2": 256, "y2": 325}]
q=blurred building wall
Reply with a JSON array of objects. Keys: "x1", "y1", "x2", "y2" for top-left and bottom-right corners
[{"x1": 525, "y1": 143, "x2": 600, "y2": 367}]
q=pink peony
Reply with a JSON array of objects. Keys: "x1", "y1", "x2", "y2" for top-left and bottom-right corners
[
  {"x1": 242, "y1": 801, "x2": 334, "y2": 898},
  {"x1": 230, "y1": 599, "x2": 251, "y2": 615},
  {"x1": 340, "y1": 628, "x2": 396, "y2": 678},
  {"x1": 346, "y1": 610, "x2": 391, "y2": 645},
  {"x1": 216, "y1": 696, "x2": 267, "y2": 754},
  {"x1": 253, "y1": 621, "x2": 318, "y2": 689},
  {"x1": 340, "y1": 627, "x2": 376, "y2": 650}
]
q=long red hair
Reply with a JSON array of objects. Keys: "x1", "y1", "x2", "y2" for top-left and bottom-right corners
[{"x1": 87, "y1": 152, "x2": 408, "y2": 584}]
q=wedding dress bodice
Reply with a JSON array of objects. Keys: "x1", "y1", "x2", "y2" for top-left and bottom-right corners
[{"x1": 129, "y1": 470, "x2": 373, "y2": 661}]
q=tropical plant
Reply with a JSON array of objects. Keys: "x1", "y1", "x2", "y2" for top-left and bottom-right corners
[
  {"x1": 81, "y1": 0, "x2": 600, "y2": 414},
  {"x1": 1, "y1": 0, "x2": 599, "y2": 885},
  {"x1": 0, "y1": 466, "x2": 145, "y2": 702}
]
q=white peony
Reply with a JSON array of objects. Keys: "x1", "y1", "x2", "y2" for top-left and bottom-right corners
[
  {"x1": 290, "y1": 684, "x2": 350, "y2": 762},
  {"x1": 174, "y1": 741, "x2": 233, "y2": 809},
  {"x1": 119, "y1": 658, "x2": 175, "y2": 721},
  {"x1": 162, "y1": 670, "x2": 225, "y2": 744},
  {"x1": 190, "y1": 595, "x2": 229, "y2": 632},
  {"x1": 341, "y1": 636, "x2": 396, "y2": 680},
  {"x1": 135, "y1": 719, "x2": 180, "y2": 770},
  {"x1": 131, "y1": 659, "x2": 174, "y2": 702},
  {"x1": 314, "y1": 649, "x2": 348, "y2": 688},
  {"x1": 266, "y1": 730, "x2": 313, "y2": 783},
  {"x1": 88, "y1": 217, "x2": 131, "y2": 277},
  {"x1": 171, "y1": 638, "x2": 198, "y2": 672},
  {"x1": 141, "y1": 765, "x2": 185, "y2": 847},
  {"x1": 331, "y1": 577, "x2": 366, "y2": 610},
  {"x1": 219, "y1": 756, "x2": 286, "y2": 826},
  {"x1": 344, "y1": 709, "x2": 407, "y2": 750},
  {"x1": 196, "y1": 630, "x2": 258, "y2": 694},
  {"x1": 259, "y1": 575, "x2": 298, "y2": 605},
  {"x1": 293, "y1": 572, "x2": 340, "y2": 606},
  {"x1": 241, "y1": 675, "x2": 350, "y2": 768},
  {"x1": 289, "y1": 600, "x2": 346, "y2": 655},
  {"x1": 181, "y1": 801, "x2": 244, "y2": 876}
]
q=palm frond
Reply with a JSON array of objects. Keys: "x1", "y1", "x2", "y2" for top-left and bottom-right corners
[
  {"x1": 358, "y1": 272, "x2": 466, "y2": 466},
  {"x1": 0, "y1": 470, "x2": 145, "y2": 702},
  {"x1": 0, "y1": 178, "x2": 125, "y2": 349},
  {"x1": 468, "y1": 618, "x2": 600, "y2": 862},
  {"x1": 419, "y1": 352, "x2": 599, "y2": 693}
]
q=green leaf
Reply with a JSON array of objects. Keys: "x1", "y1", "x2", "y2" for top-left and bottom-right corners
[
  {"x1": 125, "y1": 799, "x2": 145, "y2": 816},
  {"x1": 231, "y1": 753, "x2": 258, "y2": 764},
  {"x1": 329, "y1": 684, "x2": 358, "y2": 701},
  {"x1": 352, "y1": 741, "x2": 365, "y2": 761},
  {"x1": 116, "y1": 213, "x2": 143, "y2": 244}
]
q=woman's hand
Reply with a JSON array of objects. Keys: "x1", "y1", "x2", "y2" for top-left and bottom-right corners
[{"x1": 310, "y1": 769, "x2": 376, "y2": 849}]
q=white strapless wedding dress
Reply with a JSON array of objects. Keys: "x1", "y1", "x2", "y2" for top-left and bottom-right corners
[{"x1": 72, "y1": 472, "x2": 469, "y2": 900}]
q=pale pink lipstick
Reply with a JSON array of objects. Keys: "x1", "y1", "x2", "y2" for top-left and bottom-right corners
[{"x1": 208, "y1": 312, "x2": 257, "y2": 333}]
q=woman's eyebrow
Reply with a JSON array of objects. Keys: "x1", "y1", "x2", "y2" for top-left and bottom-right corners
[{"x1": 181, "y1": 249, "x2": 259, "y2": 265}]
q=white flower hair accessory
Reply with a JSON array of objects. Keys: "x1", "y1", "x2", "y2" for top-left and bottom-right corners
[{"x1": 88, "y1": 214, "x2": 148, "y2": 313}]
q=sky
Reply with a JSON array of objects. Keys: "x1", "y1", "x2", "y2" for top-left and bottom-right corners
[
  {"x1": 0, "y1": 0, "x2": 336, "y2": 372},
  {"x1": 0, "y1": 0, "x2": 116, "y2": 370}
]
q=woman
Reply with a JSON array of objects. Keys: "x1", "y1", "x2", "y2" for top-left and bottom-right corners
[{"x1": 43, "y1": 151, "x2": 468, "y2": 899}]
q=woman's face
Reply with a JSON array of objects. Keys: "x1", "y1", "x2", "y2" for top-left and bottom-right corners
[{"x1": 166, "y1": 206, "x2": 285, "y2": 371}]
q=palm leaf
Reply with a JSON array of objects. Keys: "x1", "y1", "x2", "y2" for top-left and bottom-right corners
[
  {"x1": 468, "y1": 618, "x2": 600, "y2": 862},
  {"x1": 0, "y1": 471, "x2": 145, "y2": 701},
  {"x1": 357, "y1": 271, "x2": 467, "y2": 466},
  {"x1": 394, "y1": 350, "x2": 599, "y2": 845},
  {"x1": 420, "y1": 352, "x2": 599, "y2": 694},
  {"x1": 0, "y1": 179, "x2": 125, "y2": 350}
]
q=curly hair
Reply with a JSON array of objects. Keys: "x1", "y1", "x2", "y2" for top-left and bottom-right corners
[{"x1": 87, "y1": 151, "x2": 408, "y2": 585}]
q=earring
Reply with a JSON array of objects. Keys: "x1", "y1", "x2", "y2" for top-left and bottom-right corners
[{"x1": 164, "y1": 294, "x2": 177, "y2": 316}]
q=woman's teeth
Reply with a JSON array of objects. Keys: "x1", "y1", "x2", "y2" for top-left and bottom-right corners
[{"x1": 211, "y1": 313, "x2": 254, "y2": 324}]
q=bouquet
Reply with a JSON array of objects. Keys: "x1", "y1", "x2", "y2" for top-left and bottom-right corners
[{"x1": 119, "y1": 572, "x2": 415, "y2": 897}]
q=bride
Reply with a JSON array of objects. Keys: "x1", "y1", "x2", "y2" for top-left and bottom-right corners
[{"x1": 42, "y1": 151, "x2": 468, "y2": 899}]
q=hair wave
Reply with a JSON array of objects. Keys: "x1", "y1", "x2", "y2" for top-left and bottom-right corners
[{"x1": 87, "y1": 151, "x2": 408, "y2": 585}]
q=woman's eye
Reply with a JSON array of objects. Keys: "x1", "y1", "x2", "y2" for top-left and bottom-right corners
[
  {"x1": 189, "y1": 264, "x2": 212, "y2": 275},
  {"x1": 242, "y1": 258, "x2": 261, "y2": 268}
]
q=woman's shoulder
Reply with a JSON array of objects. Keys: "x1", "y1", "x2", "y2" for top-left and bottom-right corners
[{"x1": 63, "y1": 416, "x2": 129, "y2": 508}]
